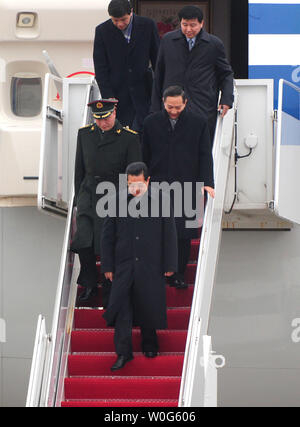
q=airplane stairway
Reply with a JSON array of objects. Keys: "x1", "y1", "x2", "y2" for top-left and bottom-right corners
[
  {"x1": 61, "y1": 241, "x2": 199, "y2": 407},
  {"x1": 26, "y1": 75, "x2": 236, "y2": 407}
]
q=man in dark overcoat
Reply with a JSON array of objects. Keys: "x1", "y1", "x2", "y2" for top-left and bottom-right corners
[
  {"x1": 101, "y1": 162, "x2": 178, "y2": 371},
  {"x1": 93, "y1": 0, "x2": 160, "y2": 131},
  {"x1": 143, "y1": 85, "x2": 214, "y2": 289},
  {"x1": 71, "y1": 99, "x2": 142, "y2": 302},
  {"x1": 151, "y1": 5, "x2": 234, "y2": 143}
]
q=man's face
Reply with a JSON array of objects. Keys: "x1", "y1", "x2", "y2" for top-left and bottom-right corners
[
  {"x1": 110, "y1": 11, "x2": 133, "y2": 31},
  {"x1": 180, "y1": 18, "x2": 204, "y2": 39},
  {"x1": 95, "y1": 110, "x2": 116, "y2": 132},
  {"x1": 128, "y1": 173, "x2": 150, "y2": 197},
  {"x1": 164, "y1": 95, "x2": 187, "y2": 120}
]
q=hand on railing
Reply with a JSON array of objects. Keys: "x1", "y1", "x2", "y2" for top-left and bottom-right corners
[
  {"x1": 202, "y1": 186, "x2": 215, "y2": 199},
  {"x1": 218, "y1": 104, "x2": 230, "y2": 118}
]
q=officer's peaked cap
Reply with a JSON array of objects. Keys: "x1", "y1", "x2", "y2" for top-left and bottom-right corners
[{"x1": 88, "y1": 98, "x2": 118, "y2": 119}]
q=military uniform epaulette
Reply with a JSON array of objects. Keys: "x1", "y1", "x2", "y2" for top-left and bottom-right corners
[
  {"x1": 79, "y1": 123, "x2": 95, "y2": 131},
  {"x1": 123, "y1": 126, "x2": 138, "y2": 135}
]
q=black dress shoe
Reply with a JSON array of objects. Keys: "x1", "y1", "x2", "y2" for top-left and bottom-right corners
[
  {"x1": 144, "y1": 351, "x2": 158, "y2": 358},
  {"x1": 174, "y1": 279, "x2": 188, "y2": 289},
  {"x1": 78, "y1": 287, "x2": 98, "y2": 302},
  {"x1": 167, "y1": 274, "x2": 177, "y2": 287},
  {"x1": 168, "y1": 274, "x2": 187, "y2": 289},
  {"x1": 111, "y1": 355, "x2": 134, "y2": 371}
]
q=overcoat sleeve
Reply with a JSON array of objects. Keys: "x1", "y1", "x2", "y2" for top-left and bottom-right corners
[
  {"x1": 93, "y1": 27, "x2": 115, "y2": 98},
  {"x1": 74, "y1": 130, "x2": 85, "y2": 205},
  {"x1": 100, "y1": 216, "x2": 116, "y2": 273},
  {"x1": 126, "y1": 133, "x2": 142, "y2": 165},
  {"x1": 214, "y1": 38, "x2": 234, "y2": 108},
  {"x1": 150, "y1": 40, "x2": 165, "y2": 112},
  {"x1": 141, "y1": 120, "x2": 151, "y2": 166},
  {"x1": 163, "y1": 207, "x2": 178, "y2": 273},
  {"x1": 198, "y1": 121, "x2": 215, "y2": 189},
  {"x1": 149, "y1": 20, "x2": 160, "y2": 70}
]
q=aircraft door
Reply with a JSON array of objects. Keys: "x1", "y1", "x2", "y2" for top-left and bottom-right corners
[{"x1": 274, "y1": 79, "x2": 300, "y2": 225}]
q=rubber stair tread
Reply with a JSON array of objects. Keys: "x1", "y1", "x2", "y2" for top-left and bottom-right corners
[
  {"x1": 68, "y1": 353, "x2": 184, "y2": 376},
  {"x1": 63, "y1": 240, "x2": 199, "y2": 406},
  {"x1": 64, "y1": 376, "x2": 181, "y2": 400},
  {"x1": 61, "y1": 399, "x2": 178, "y2": 407},
  {"x1": 71, "y1": 351, "x2": 184, "y2": 355},
  {"x1": 74, "y1": 307, "x2": 191, "y2": 329},
  {"x1": 71, "y1": 329, "x2": 187, "y2": 352},
  {"x1": 76, "y1": 284, "x2": 194, "y2": 309}
]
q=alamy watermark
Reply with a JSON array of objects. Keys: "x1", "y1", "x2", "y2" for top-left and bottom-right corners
[
  {"x1": 291, "y1": 318, "x2": 300, "y2": 343},
  {"x1": 0, "y1": 318, "x2": 6, "y2": 343},
  {"x1": 95, "y1": 174, "x2": 205, "y2": 229}
]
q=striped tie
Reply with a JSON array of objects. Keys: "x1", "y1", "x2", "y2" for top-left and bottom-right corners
[{"x1": 188, "y1": 38, "x2": 195, "y2": 51}]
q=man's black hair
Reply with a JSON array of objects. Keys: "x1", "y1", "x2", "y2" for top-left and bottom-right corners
[
  {"x1": 163, "y1": 85, "x2": 187, "y2": 102},
  {"x1": 126, "y1": 162, "x2": 149, "y2": 180},
  {"x1": 108, "y1": 0, "x2": 132, "y2": 18},
  {"x1": 178, "y1": 5, "x2": 204, "y2": 23}
]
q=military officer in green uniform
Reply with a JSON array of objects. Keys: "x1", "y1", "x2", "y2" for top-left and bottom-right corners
[{"x1": 71, "y1": 99, "x2": 142, "y2": 302}]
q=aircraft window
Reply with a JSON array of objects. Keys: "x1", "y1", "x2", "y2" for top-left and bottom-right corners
[{"x1": 10, "y1": 74, "x2": 42, "y2": 117}]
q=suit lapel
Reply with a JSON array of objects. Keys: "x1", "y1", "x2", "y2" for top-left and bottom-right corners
[
  {"x1": 108, "y1": 19, "x2": 128, "y2": 48},
  {"x1": 190, "y1": 29, "x2": 210, "y2": 59},
  {"x1": 128, "y1": 14, "x2": 143, "y2": 52}
]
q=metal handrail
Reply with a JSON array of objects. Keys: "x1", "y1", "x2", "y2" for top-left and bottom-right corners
[
  {"x1": 26, "y1": 315, "x2": 50, "y2": 407},
  {"x1": 38, "y1": 73, "x2": 65, "y2": 216},
  {"x1": 40, "y1": 191, "x2": 77, "y2": 406},
  {"x1": 26, "y1": 80, "x2": 95, "y2": 407},
  {"x1": 41, "y1": 81, "x2": 96, "y2": 406},
  {"x1": 179, "y1": 95, "x2": 236, "y2": 406},
  {"x1": 42, "y1": 84, "x2": 94, "y2": 406}
]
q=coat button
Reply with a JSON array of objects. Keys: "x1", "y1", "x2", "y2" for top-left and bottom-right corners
[{"x1": 136, "y1": 257, "x2": 139, "y2": 261}]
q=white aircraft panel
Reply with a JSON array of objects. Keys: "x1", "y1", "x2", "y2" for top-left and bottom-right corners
[{"x1": 274, "y1": 80, "x2": 300, "y2": 225}]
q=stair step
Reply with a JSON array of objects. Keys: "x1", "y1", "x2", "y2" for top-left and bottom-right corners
[
  {"x1": 190, "y1": 239, "x2": 200, "y2": 261},
  {"x1": 71, "y1": 329, "x2": 187, "y2": 353},
  {"x1": 95, "y1": 239, "x2": 200, "y2": 263},
  {"x1": 95, "y1": 263, "x2": 196, "y2": 284},
  {"x1": 76, "y1": 284, "x2": 194, "y2": 309},
  {"x1": 62, "y1": 240, "x2": 199, "y2": 406},
  {"x1": 61, "y1": 399, "x2": 178, "y2": 407},
  {"x1": 74, "y1": 308, "x2": 190, "y2": 330},
  {"x1": 64, "y1": 376, "x2": 181, "y2": 400},
  {"x1": 68, "y1": 353, "x2": 184, "y2": 377}
]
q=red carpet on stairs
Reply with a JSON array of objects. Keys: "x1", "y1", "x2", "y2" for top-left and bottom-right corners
[{"x1": 61, "y1": 240, "x2": 199, "y2": 407}]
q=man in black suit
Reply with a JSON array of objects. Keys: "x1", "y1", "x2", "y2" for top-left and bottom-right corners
[
  {"x1": 143, "y1": 85, "x2": 214, "y2": 289},
  {"x1": 93, "y1": 0, "x2": 160, "y2": 132},
  {"x1": 101, "y1": 162, "x2": 178, "y2": 370},
  {"x1": 151, "y1": 5, "x2": 234, "y2": 144}
]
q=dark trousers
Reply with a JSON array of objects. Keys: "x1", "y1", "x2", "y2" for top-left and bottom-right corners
[
  {"x1": 177, "y1": 238, "x2": 191, "y2": 279},
  {"x1": 77, "y1": 247, "x2": 98, "y2": 289},
  {"x1": 114, "y1": 287, "x2": 158, "y2": 357},
  {"x1": 208, "y1": 113, "x2": 217, "y2": 147}
]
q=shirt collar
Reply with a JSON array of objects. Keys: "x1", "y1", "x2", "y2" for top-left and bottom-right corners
[
  {"x1": 185, "y1": 35, "x2": 196, "y2": 43},
  {"x1": 122, "y1": 14, "x2": 133, "y2": 39}
]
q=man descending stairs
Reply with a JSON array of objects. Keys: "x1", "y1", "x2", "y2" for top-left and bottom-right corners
[{"x1": 61, "y1": 240, "x2": 199, "y2": 407}]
